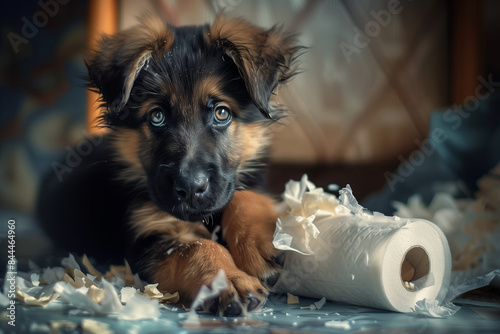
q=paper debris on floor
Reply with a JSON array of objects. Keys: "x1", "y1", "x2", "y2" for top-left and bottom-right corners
[
  {"x1": 393, "y1": 163, "x2": 500, "y2": 298},
  {"x1": 1, "y1": 253, "x2": 179, "y2": 321},
  {"x1": 287, "y1": 292, "x2": 299, "y2": 304},
  {"x1": 301, "y1": 297, "x2": 327, "y2": 310}
]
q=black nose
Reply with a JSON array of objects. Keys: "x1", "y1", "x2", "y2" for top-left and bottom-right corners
[{"x1": 174, "y1": 171, "x2": 209, "y2": 202}]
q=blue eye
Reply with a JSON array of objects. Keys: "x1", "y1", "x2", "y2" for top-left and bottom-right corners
[
  {"x1": 213, "y1": 103, "x2": 232, "y2": 125},
  {"x1": 149, "y1": 107, "x2": 166, "y2": 127}
]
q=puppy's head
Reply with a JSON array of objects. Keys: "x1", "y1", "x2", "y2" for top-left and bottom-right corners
[{"x1": 87, "y1": 15, "x2": 301, "y2": 221}]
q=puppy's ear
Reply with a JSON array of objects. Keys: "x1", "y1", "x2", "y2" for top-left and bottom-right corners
[
  {"x1": 208, "y1": 16, "x2": 303, "y2": 119},
  {"x1": 86, "y1": 15, "x2": 174, "y2": 124}
]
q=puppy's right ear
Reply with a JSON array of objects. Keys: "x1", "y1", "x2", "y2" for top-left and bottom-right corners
[
  {"x1": 86, "y1": 15, "x2": 174, "y2": 125},
  {"x1": 208, "y1": 15, "x2": 303, "y2": 120}
]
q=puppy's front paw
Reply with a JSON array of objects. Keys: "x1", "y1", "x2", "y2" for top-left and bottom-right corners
[
  {"x1": 150, "y1": 239, "x2": 268, "y2": 317},
  {"x1": 230, "y1": 234, "x2": 283, "y2": 290},
  {"x1": 202, "y1": 270, "x2": 268, "y2": 316},
  {"x1": 222, "y1": 190, "x2": 283, "y2": 289}
]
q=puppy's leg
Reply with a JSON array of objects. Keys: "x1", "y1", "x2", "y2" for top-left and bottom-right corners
[
  {"x1": 222, "y1": 190, "x2": 282, "y2": 288},
  {"x1": 131, "y1": 203, "x2": 267, "y2": 316}
]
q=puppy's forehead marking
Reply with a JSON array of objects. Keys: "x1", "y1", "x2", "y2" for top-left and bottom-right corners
[
  {"x1": 193, "y1": 76, "x2": 240, "y2": 111},
  {"x1": 194, "y1": 76, "x2": 225, "y2": 101}
]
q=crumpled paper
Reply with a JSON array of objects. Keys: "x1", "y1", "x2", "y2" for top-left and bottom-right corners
[
  {"x1": 274, "y1": 175, "x2": 350, "y2": 255},
  {"x1": 274, "y1": 175, "x2": 404, "y2": 255}
]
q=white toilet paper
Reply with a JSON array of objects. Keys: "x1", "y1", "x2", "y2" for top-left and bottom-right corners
[{"x1": 273, "y1": 175, "x2": 454, "y2": 314}]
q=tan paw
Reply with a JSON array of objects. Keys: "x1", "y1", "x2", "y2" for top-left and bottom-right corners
[
  {"x1": 201, "y1": 269, "x2": 268, "y2": 316},
  {"x1": 222, "y1": 190, "x2": 283, "y2": 289}
]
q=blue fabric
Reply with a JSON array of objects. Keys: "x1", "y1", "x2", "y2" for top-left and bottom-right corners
[{"x1": 363, "y1": 92, "x2": 500, "y2": 215}]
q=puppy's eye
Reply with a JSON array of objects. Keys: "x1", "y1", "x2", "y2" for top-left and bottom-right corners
[
  {"x1": 149, "y1": 107, "x2": 166, "y2": 127},
  {"x1": 213, "y1": 103, "x2": 232, "y2": 125}
]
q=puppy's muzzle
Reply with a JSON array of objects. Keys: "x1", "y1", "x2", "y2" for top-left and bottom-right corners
[
  {"x1": 158, "y1": 164, "x2": 210, "y2": 205},
  {"x1": 174, "y1": 170, "x2": 209, "y2": 202}
]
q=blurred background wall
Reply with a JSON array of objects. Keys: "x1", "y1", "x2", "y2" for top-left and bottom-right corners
[{"x1": 0, "y1": 0, "x2": 499, "y2": 266}]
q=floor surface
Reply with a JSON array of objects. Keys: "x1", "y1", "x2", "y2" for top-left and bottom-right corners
[{"x1": 4, "y1": 294, "x2": 500, "y2": 334}]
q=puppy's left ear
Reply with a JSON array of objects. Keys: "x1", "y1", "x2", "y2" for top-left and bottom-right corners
[
  {"x1": 86, "y1": 15, "x2": 173, "y2": 125},
  {"x1": 208, "y1": 16, "x2": 303, "y2": 119}
]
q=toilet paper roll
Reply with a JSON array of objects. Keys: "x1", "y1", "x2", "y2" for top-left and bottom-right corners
[
  {"x1": 275, "y1": 216, "x2": 452, "y2": 313},
  {"x1": 273, "y1": 175, "x2": 453, "y2": 313}
]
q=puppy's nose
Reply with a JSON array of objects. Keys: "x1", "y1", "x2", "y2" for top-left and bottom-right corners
[{"x1": 174, "y1": 171, "x2": 209, "y2": 202}]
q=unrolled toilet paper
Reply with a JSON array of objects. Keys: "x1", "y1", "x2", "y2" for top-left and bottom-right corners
[{"x1": 273, "y1": 175, "x2": 455, "y2": 315}]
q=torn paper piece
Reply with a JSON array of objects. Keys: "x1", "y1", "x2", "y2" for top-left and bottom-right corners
[
  {"x1": 98, "y1": 279, "x2": 124, "y2": 313},
  {"x1": 15, "y1": 275, "x2": 31, "y2": 291},
  {"x1": 325, "y1": 320, "x2": 351, "y2": 330},
  {"x1": 120, "y1": 287, "x2": 136, "y2": 304},
  {"x1": 446, "y1": 268, "x2": 500, "y2": 302},
  {"x1": 287, "y1": 293, "x2": 299, "y2": 305},
  {"x1": 143, "y1": 283, "x2": 163, "y2": 299},
  {"x1": 74, "y1": 270, "x2": 96, "y2": 288},
  {"x1": 117, "y1": 293, "x2": 160, "y2": 321},
  {"x1": 31, "y1": 273, "x2": 40, "y2": 287},
  {"x1": 104, "y1": 262, "x2": 137, "y2": 288},
  {"x1": 121, "y1": 284, "x2": 180, "y2": 304},
  {"x1": 82, "y1": 254, "x2": 103, "y2": 281},
  {"x1": 160, "y1": 291, "x2": 180, "y2": 304},
  {"x1": 339, "y1": 185, "x2": 365, "y2": 215},
  {"x1": 81, "y1": 319, "x2": 112, "y2": 334},
  {"x1": 62, "y1": 273, "x2": 81, "y2": 288},
  {"x1": 284, "y1": 174, "x2": 317, "y2": 213},
  {"x1": 283, "y1": 174, "x2": 344, "y2": 220},
  {"x1": 274, "y1": 215, "x2": 319, "y2": 255},
  {"x1": 412, "y1": 299, "x2": 460, "y2": 317},
  {"x1": 300, "y1": 297, "x2": 326, "y2": 310},
  {"x1": 62, "y1": 270, "x2": 96, "y2": 288},
  {"x1": 40, "y1": 266, "x2": 65, "y2": 285},
  {"x1": 61, "y1": 253, "x2": 81, "y2": 272},
  {"x1": 53, "y1": 283, "x2": 97, "y2": 312},
  {"x1": 186, "y1": 269, "x2": 228, "y2": 323},
  {"x1": 87, "y1": 285, "x2": 105, "y2": 304},
  {"x1": 16, "y1": 288, "x2": 59, "y2": 307}
]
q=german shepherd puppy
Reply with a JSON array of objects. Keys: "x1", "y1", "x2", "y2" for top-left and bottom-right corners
[{"x1": 37, "y1": 15, "x2": 302, "y2": 316}]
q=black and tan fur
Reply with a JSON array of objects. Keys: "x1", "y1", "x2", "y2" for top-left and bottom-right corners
[{"x1": 37, "y1": 15, "x2": 302, "y2": 316}]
